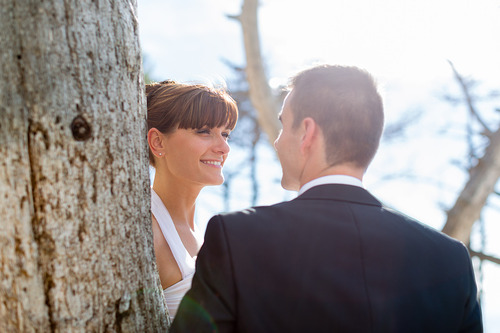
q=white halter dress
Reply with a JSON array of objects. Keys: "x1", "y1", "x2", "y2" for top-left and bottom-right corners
[{"x1": 151, "y1": 188, "x2": 200, "y2": 321}]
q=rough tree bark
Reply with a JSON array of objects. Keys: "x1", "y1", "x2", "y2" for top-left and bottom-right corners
[
  {"x1": 231, "y1": 0, "x2": 281, "y2": 144},
  {"x1": 0, "y1": 0, "x2": 169, "y2": 331}
]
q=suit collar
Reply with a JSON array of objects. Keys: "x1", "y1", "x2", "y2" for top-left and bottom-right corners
[
  {"x1": 298, "y1": 175, "x2": 363, "y2": 196},
  {"x1": 295, "y1": 184, "x2": 382, "y2": 207}
]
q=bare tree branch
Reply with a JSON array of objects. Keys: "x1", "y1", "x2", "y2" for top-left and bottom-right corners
[
  {"x1": 469, "y1": 250, "x2": 500, "y2": 265},
  {"x1": 447, "y1": 60, "x2": 492, "y2": 135},
  {"x1": 226, "y1": 14, "x2": 241, "y2": 21},
  {"x1": 382, "y1": 108, "x2": 422, "y2": 142}
]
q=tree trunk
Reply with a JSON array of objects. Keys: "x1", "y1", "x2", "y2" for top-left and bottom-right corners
[
  {"x1": 237, "y1": 0, "x2": 281, "y2": 143},
  {"x1": 442, "y1": 127, "x2": 500, "y2": 244},
  {"x1": 0, "y1": 0, "x2": 169, "y2": 331}
]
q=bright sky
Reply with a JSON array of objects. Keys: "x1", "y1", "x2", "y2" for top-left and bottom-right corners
[
  {"x1": 260, "y1": 0, "x2": 500, "y2": 84},
  {"x1": 138, "y1": 1, "x2": 500, "y2": 331},
  {"x1": 138, "y1": 0, "x2": 500, "y2": 86}
]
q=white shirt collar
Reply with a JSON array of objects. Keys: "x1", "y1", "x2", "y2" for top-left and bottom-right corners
[{"x1": 298, "y1": 175, "x2": 363, "y2": 196}]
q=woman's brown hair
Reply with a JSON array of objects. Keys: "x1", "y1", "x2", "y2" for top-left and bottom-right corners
[{"x1": 146, "y1": 80, "x2": 238, "y2": 166}]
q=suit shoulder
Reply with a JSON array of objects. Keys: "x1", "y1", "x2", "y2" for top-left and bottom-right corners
[
  {"x1": 213, "y1": 201, "x2": 294, "y2": 229},
  {"x1": 381, "y1": 205, "x2": 468, "y2": 252},
  {"x1": 218, "y1": 200, "x2": 292, "y2": 218}
]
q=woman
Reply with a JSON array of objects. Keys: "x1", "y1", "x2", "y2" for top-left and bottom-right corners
[{"x1": 146, "y1": 80, "x2": 238, "y2": 321}]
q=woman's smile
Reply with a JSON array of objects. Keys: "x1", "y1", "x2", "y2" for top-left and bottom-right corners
[{"x1": 201, "y1": 160, "x2": 223, "y2": 168}]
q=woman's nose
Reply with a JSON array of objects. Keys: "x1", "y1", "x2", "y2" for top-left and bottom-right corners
[{"x1": 214, "y1": 135, "x2": 230, "y2": 154}]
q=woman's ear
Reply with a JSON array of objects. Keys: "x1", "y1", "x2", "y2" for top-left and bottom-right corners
[{"x1": 147, "y1": 128, "x2": 165, "y2": 158}]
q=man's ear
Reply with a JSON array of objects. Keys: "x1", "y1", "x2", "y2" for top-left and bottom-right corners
[
  {"x1": 147, "y1": 128, "x2": 165, "y2": 158},
  {"x1": 299, "y1": 117, "x2": 318, "y2": 154}
]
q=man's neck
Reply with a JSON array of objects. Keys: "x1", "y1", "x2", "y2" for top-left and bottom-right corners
[{"x1": 300, "y1": 163, "x2": 364, "y2": 187}]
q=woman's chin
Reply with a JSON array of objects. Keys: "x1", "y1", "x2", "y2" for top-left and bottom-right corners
[
  {"x1": 202, "y1": 176, "x2": 224, "y2": 187},
  {"x1": 213, "y1": 176, "x2": 225, "y2": 186}
]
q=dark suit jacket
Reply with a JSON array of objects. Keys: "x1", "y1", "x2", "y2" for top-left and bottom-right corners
[{"x1": 171, "y1": 184, "x2": 482, "y2": 333}]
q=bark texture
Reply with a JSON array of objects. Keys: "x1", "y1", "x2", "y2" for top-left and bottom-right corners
[{"x1": 0, "y1": 0, "x2": 169, "y2": 331}]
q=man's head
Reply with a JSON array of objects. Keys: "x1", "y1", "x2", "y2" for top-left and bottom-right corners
[{"x1": 274, "y1": 65, "x2": 384, "y2": 191}]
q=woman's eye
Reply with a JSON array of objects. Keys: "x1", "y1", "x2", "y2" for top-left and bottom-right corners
[
  {"x1": 196, "y1": 129, "x2": 210, "y2": 135},
  {"x1": 222, "y1": 132, "x2": 231, "y2": 140}
]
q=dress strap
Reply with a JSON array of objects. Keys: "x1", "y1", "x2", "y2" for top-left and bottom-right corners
[{"x1": 151, "y1": 188, "x2": 195, "y2": 278}]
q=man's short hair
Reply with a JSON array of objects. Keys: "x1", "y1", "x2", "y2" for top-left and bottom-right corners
[{"x1": 289, "y1": 65, "x2": 384, "y2": 169}]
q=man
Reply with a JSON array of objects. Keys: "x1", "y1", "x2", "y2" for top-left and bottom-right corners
[{"x1": 170, "y1": 65, "x2": 482, "y2": 332}]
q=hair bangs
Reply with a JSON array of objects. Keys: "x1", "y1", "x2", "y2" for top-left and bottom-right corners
[{"x1": 178, "y1": 89, "x2": 238, "y2": 130}]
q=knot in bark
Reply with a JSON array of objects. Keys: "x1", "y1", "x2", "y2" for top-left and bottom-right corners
[{"x1": 71, "y1": 115, "x2": 92, "y2": 141}]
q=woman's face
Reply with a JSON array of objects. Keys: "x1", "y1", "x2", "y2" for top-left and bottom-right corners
[{"x1": 162, "y1": 126, "x2": 231, "y2": 187}]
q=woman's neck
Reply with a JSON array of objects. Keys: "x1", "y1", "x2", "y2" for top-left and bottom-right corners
[{"x1": 152, "y1": 171, "x2": 202, "y2": 231}]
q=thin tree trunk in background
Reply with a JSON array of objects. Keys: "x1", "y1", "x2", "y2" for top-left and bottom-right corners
[
  {"x1": 250, "y1": 120, "x2": 261, "y2": 206},
  {"x1": 441, "y1": 62, "x2": 500, "y2": 245},
  {"x1": 237, "y1": 0, "x2": 281, "y2": 143},
  {"x1": 0, "y1": 0, "x2": 169, "y2": 331},
  {"x1": 442, "y1": 127, "x2": 500, "y2": 244}
]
